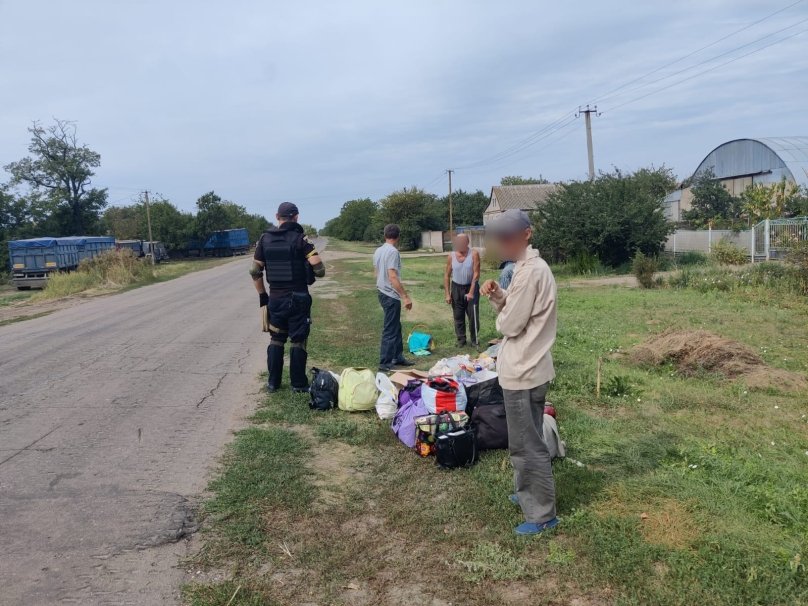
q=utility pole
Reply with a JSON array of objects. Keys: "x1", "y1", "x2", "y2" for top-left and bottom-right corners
[
  {"x1": 143, "y1": 190, "x2": 155, "y2": 265},
  {"x1": 447, "y1": 169, "x2": 454, "y2": 234},
  {"x1": 577, "y1": 105, "x2": 599, "y2": 180}
]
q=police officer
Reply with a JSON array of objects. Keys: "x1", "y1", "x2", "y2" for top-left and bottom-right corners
[{"x1": 250, "y1": 202, "x2": 325, "y2": 392}]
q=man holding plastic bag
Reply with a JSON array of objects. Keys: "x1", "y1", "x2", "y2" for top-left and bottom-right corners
[{"x1": 480, "y1": 209, "x2": 558, "y2": 536}]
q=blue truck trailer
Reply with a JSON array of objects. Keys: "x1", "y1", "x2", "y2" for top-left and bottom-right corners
[
  {"x1": 203, "y1": 228, "x2": 250, "y2": 257},
  {"x1": 8, "y1": 236, "x2": 116, "y2": 289}
]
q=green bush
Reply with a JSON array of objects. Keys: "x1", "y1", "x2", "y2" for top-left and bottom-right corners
[
  {"x1": 632, "y1": 251, "x2": 658, "y2": 288},
  {"x1": 785, "y1": 240, "x2": 808, "y2": 294},
  {"x1": 667, "y1": 262, "x2": 804, "y2": 295},
  {"x1": 710, "y1": 239, "x2": 748, "y2": 265},
  {"x1": 677, "y1": 251, "x2": 709, "y2": 267}
]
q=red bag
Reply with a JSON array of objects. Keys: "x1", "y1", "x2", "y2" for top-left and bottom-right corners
[{"x1": 421, "y1": 378, "x2": 468, "y2": 414}]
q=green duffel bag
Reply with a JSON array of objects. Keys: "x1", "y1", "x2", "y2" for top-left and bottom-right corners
[{"x1": 338, "y1": 367, "x2": 379, "y2": 412}]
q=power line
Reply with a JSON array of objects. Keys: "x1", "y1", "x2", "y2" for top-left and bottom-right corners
[
  {"x1": 454, "y1": 113, "x2": 578, "y2": 171},
  {"x1": 595, "y1": 13, "x2": 808, "y2": 106},
  {"x1": 588, "y1": 0, "x2": 806, "y2": 106},
  {"x1": 603, "y1": 25, "x2": 808, "y2": 113}
]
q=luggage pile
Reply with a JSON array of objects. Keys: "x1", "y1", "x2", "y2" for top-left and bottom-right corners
[{"x1": 308, "y1": 351, "x2": 566, "y2": 469}]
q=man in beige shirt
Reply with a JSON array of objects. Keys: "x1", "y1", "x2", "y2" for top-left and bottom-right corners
[{"x1": 481, "y1": 209, "x2": 558, "y2": 536}]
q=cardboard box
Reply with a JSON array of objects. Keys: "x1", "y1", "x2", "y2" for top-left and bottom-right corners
[{"x1": 389, "y1": 369, "x2": 429, "y2": 388}]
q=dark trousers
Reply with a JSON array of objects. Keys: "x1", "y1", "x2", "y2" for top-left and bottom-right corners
[
  {"x1": 267, "y1": 292, "x2": 312, "y2": 389},
  {"x1": 503, "y1": 383, "x2": 556, "y2": 524},
  {"x1": 378, "y1": 292, "x2": 404, "y2": 366},
  {"x1": 451, "y1": 281, "x2": 479, "y2": 345}
]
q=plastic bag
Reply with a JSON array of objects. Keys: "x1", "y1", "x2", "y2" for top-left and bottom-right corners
[{"x1": 375, "y1": 372, "x2": 398, "y2": 420}]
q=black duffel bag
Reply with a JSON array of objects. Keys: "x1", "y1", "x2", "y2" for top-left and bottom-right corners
[
  {"x1": 464, "y1": 376, "x2": 504, "y2": 417},
  {"x1": 309, "y1": 367, "x2": 338, "y2": 411},
  {"x1": 471, "y1": 403, "x2": 508, "y2": 450}
]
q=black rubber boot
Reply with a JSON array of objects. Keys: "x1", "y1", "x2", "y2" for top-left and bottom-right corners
[
  {"x1": 267, "y1": 344, "x2": 285, "y2": 390},
  {"x1": 289, "y1": 344, "x2": 309, "y2": 390}
]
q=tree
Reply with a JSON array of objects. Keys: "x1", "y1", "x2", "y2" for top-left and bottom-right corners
[
  {"x1": 321, "y1": 198, "x2": 377, "y2": 240},
  {"x1": 682, "y1": 168, "x2": 741, "y2": 228},
  {"x1": 500, "y1": 175, "x2": 550, "y2": 186},
  {"x1": 374, "y1": 187, "x2": 443, "y2": 250},
  {"x1": 534, "y1": 167, "x2": 675, "y2": 267},
  {"x1": 785, "y1": 185, "x2": 808, "y2": 217},
  {"x1": 438, "y1": 189, "x2": 489, "y2": 227},
  {"x1": 4, "y1": 120, "x2": 108, "y2": 235},
  {"x1": 102, "y1": 205, "x2": 141, "y2": 240}
]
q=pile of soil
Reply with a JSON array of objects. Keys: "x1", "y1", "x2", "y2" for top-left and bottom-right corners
[{"x1": 631, "y1": 329, "x2": 807, "y2": 391}]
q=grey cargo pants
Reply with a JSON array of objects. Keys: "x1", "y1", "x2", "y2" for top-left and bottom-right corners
[{"x1": 503, "y1": 382, "x2": 556, "y2": 524}]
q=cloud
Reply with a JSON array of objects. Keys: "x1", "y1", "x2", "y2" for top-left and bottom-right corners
[{"x1": 0, "y1": 0, "x2": 806, "y2": 225}]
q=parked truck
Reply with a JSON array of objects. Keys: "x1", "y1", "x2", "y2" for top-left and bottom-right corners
[
  {"x1": 116, "y1": 239, "x2": 169, "y2": 262},
  {"x1": 203, "y1": 228, "x2": 250, "y2": 257},
  {"x1": 8, "y1": 236, "x2": 116, "y2": 289}
]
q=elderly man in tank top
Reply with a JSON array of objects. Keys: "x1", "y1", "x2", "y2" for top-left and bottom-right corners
[{"x1": 443, "y1": 233, "x2": 481, "y2": 347}]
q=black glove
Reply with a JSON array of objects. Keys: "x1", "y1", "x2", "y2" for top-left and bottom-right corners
[{"x1": 259, "y1": 292, "x2": 269, "y2": 307}]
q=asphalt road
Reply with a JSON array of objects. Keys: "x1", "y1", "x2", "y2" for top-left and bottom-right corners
[{"x1": 0, "y1": 256, "x2": 272, "y2": 605}]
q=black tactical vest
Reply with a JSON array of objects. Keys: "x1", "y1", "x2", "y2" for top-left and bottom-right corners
[{"x1": 262, "y1": 225, "x2": 308, "y2": 291}]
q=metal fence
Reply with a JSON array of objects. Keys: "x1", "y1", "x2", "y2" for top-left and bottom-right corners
[
  {"x1": 665, "y1": 229, "x2": 753, "y2": 256},
  {"x1": 753, "y1": 217, "x2": 808, "y2": 260}
]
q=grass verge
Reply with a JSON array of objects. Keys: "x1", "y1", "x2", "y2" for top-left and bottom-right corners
[{"x1": 185, "y1": 249, "x2": 808, "y2": 605}]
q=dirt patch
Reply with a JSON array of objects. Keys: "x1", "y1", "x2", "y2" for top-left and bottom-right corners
[
  {"x1": 631, "y1": 329, "x2": 807, "y2": 391},
  {"x1": 596, "y1": 492, "x2": 699, "y2": 550}
]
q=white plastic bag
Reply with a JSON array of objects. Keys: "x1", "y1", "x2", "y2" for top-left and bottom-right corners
[{"x1": 375, "y1": 372, "x2": 398, "y2": 420}]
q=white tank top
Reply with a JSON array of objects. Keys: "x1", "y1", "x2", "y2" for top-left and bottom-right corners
[{"x1": 451, "y1": 251, "x2": 474, "y2": 286}]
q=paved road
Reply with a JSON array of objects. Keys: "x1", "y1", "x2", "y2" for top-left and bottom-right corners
[{"x1": 0, "y1": 256, "x2": 271, "y2": 605}]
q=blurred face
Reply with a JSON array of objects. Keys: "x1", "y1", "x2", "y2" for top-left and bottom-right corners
[
  {"x1": 492, "y1": 228, "x2": 532, "y2": 261},
  {"x1": 453, "y1": 235, "x2": 469, "y2": 253}
]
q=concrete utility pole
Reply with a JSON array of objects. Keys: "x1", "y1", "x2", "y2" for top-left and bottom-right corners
[
  {"x1": 578, "y1": 105, "x2": 599, "y2": 180},
  {"x1": 447, "y1": 169, "x2": 454, "y2": 234},
  {"x1": 143, "y1": 190, "x2": 155, "y2": 265}
]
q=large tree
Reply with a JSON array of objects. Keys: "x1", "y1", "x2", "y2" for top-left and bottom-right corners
[
  {"x1": 4, "y1": 120, "x2": 108, "y2": 235},
  {"x1": 534, "y1": 167, "x2": 675, "y2": 267},
  {"x1": 321, "y1": 198, "x2": 377, "y2": 241},
  {"x1": 682, "y1": 168, "x2": 742, "y2": 228},
  {"x1": 439, "y1": 188, "x2": 489, "y2": 227},
  {"x1": 374, "y1": 187, "x2": 443, "y2": 250}
]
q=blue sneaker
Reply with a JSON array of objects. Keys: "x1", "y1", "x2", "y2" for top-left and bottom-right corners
[
  {"x1": 508, "y1": 494, "x2": 519, "y2": 505},
  {"x1": 514, "y1": 518, "x2": 559, "y2": 536}
]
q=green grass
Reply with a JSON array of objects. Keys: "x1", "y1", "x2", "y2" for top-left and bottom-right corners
[
  {"x1": 186, "y1": 251, "x2": 808, "y2": 606},
  {"x1": 0, "y1": 290, "x2": 34, "y2": 307}
]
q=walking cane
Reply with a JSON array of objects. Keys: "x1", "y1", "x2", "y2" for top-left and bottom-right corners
[{"x1": 472, "y1": 280, "x2": 481, "y2": 353}]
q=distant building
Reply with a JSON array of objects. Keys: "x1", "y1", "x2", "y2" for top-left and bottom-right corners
[
  {"x1": 483, "y1": 184, "x2": 560, "y2": 225},
  {"x1": 664, "y1": 137, "x2": 808, "y2": 221}
]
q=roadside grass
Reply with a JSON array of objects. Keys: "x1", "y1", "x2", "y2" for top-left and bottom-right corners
[
  {"x1": 32, "y1": 255, "x2": 236, "y2": 301},
  {"x1": 0, "y1": 290, "x2": 34, "y2": 307},
  {"x1": 185, "y1": 248, "x2": 808, "y2": 605}
]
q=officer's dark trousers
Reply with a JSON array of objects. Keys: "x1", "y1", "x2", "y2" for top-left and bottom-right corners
[
  {"x1": 267, "y1": 292, "x2": 312, "y2": 389},
  {"x1": 378, "y1": 292, "x2": 404, "y2": 367},
  {"x1": 450, "y1": 281, "x2": 479, "y2": 345}
]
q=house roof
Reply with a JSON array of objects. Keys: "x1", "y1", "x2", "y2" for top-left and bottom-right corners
[{"x1": 487, "y1": 184, "x2": 559, "y2": 213}]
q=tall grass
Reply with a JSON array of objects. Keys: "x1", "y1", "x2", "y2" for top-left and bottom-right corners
[{"x1": 36, "y1": 251, "x2": 156, "y2": 299}]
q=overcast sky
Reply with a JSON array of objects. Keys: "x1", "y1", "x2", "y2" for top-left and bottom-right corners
[{"x1": 1, "y1": 0, "x2": 806, "y2": 226}]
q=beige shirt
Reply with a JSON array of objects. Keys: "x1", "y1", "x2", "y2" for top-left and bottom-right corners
[{"x1": 489, "y1": 246, "x2": 557, "y2": 390}]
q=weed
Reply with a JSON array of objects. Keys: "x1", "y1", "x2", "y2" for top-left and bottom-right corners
[
  {"x1": 457, "y1": 542, "x2": 531, "y2": 581},
  {"x1": 711, "y1": 238, "x2": 749, "y2": 265},
  {"x1": 632, "y1": 250, "x2": 658, "y2": 288}
]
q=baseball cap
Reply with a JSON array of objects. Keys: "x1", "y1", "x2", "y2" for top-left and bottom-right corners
[
  {"x1": 486, "y1": 209, "x2": 531, "y2": 236},
  {"x1": 277, "y1": 202, "x2": 299, "y2": 218}
]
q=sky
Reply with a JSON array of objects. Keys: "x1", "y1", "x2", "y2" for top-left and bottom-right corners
[{"x1": 1, "y1": 0, "x2": 807, "y2": 227}]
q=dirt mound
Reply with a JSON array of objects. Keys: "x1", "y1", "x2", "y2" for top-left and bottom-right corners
[{"x1": 631, "y1": 329, "x2": 807, "y2": 391}]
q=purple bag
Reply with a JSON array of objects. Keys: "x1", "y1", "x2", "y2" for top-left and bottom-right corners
[{"x1": 391, "y1": 380, "x2": 428, "y2": 448}]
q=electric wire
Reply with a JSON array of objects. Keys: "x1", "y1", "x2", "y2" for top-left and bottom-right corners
[{"x1": 588, "y1": 0, "x2": 806, "y2": 106}]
